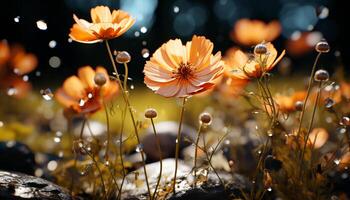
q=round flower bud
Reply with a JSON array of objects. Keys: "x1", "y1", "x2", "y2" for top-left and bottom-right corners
[
  {"x1": 115, "y1": 51, "x2": 131, "y2": 64},
  {"x1": 94, "y1": 73, "x2": 107, "y2": 86},
  {"x1": 314, "y1": 69, "x2": 329, "y2": 82},
  {"x1": 145, "y1": 108, "x2": 157, "y2": 119},
  {"x1": 254, "y1": 43, "x2": 267, "y2": 54},
  {"x1": 199, "y1": 112, "x2": 212, "y2": 125},
  {"x1": 315, "y1": 40, "x2": 330, "y2": 53},
  {"x1": 340, "y1": 116, "x2": 350, "y2": 126},
  {"x1": 295, "y1": 101, "x2": 304, "y2": 111}
]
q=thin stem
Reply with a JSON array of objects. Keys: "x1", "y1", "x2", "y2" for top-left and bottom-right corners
[
  {"x1": 105, "y1": 40, "x2": 151, "y2": 198},
  {"x1": 79, "y1": 117, "x2": 87, "y2": 139},
  {"x1": 296, "y1": 53, "x2": 322, "y2": 140},
  {"x1": 173, "y1": 97, "x2": 187, "y2": 194},
  {"x1": 116, "y1": 104, "x2": 127, "y2": 200},
  {"x1": 150, "y1": 118, "x2": 162, "y2": 200},
  {"x1": 102, "y1": 99, "x2": 110, "y2": 161},
  {"x1": 193, "y1": 123, "x2": 203, "y2": 187},
  {"x1": 123, "y1": 63, "x2": 129, "y2": 91},
  {"x1": 299, "y1": 81, "x2": 322, "y2": 177}
]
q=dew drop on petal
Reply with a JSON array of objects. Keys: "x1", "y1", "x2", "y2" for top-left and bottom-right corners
[
  {"x1": 87, "y1": 93, "x2": 93, "y2": 99},
  {"x1": 36, "y1": 20, "x2": 47, "y2": 30},
  {"x1": 141, "y1": 48, "x2": 150, "y2": 58},
  {"x1": 79, "y1": 99, "x2": 85, "y2": 107},
  {"x1": 14, "y1": 16, "x2": 20, "y2": 23},
  {"x1": 40, "y1": 88, "x2": 54, "y2": 100},
  {"x1": 7, "y1": 87, "x2": 17, "y2": 96}
]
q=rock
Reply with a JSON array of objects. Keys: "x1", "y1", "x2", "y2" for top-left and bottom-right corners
[
  {"x1": 142, "y1": 121, "x2": 196, "y2": 162},
  {"x1": 121, "y1": 158, "x2": 249, "y2": 200},
  {"x1": 0, "y1": 141, "x2": 36, "y2": 175},
  {"x1": 0, "y1": 170, "x2": 73, "y2": 200}
]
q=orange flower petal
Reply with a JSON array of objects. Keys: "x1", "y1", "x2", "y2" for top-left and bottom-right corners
[
  {"x1": 69, "y1": 24, "x2": 101, "y2": 43},
  {"x1": 90, "y1": 6, "x2": 112, "y2": 23},
  {"x1": 78, "y1": 66, "x2": 96, "y2": 89},
  {"x1": 63, "y1": 76, "x2": 85, "y2": 100}
]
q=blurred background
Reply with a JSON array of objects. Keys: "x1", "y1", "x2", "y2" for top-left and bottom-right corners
[{"x1": 0, "y1": 0, "x2": 347, "y2": 90}]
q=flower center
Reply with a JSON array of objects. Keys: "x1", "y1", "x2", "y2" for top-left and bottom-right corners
[{"x1": 173, "y1": 62, "x2": 193, "y2": 80}]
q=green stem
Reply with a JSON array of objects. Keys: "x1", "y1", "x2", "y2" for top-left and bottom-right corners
[
  {"x1": 105, "y1": 40, "x2": 151, "y2": 198},
  {"x1": 150, "y1": 118, "x2": 162, "y2": 200},
  {"x1": 193, "y1": 123, "x2": 203, "y2": 187},
  {"x1": 102, "y1": 99, "x2": 110, "y2": 161},
  {"x1": 173, "y1": 97, "x2": 187, "y2": 194}
]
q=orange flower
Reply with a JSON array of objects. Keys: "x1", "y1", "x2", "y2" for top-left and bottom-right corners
[
  {"x1": 69, "y1": 6, "x2": 135, "y2": 43},
  {"x1": 10, "y1": 45, "x2": 38, "y2": 75},
  {"x1": 274, "y1": 91, "x2": 307, "y2": 113},
  {"x1": 0, "y1": 76, "x2": 31, "y2": 98},
  {"x1": 231, "y1": 42, "x2": 285, "y2": 79},
  {"x1": 144, "y1": 35, "x2": 224, "y2": 98},
  {"x1": 231, "y1": 19, "x2": 281, "y2": 46},
  {"x1": 55, "y1": 66, "x2": 119, "y2": 114},
  {"x1": 286, "y1": 32, "x2": 323, "y2": 56},
  {"x1": 219, "y1": 47, "x2": 249, "y2": 97}
]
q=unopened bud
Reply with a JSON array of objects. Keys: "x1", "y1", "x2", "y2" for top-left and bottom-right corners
[
  {"x1": 199, "y1": 112, "x2": 212, "y2": 125},
  {"x1": 115, "y1": 51, "x2": 131, "y2": 64},
  {"x1": 145, "y1": 108, "x2": 157, "y2": 119},
  {"x1": 295, "y1": 101, "x2": 304, "y2": 111},
  {"x1": 314, "y1": 69, "x2": 329, "y2": 82},
  {"x1": 315, "y1": 40, "x2": 330, "y2": 53},
  {"x1": 94, "y1": 73, "x2": 107, "y2": 86},
  {"x1": 254, "y1": 43, "x2": 267, "y2": 54}
]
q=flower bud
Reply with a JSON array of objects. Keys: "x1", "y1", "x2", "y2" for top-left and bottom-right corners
[
  {"x1": 314, "y1": 69, "x2": 329, "y2": 82},
  {"x1": 115, "y1": 51, "x2": 131, "y2": 64},
  {"x1": 254, "y1": 43, "x2": 267, "y2": 54},
  {"x1": 315, "y1": 40, "x2": 330, "y2": 53},
  {"x1": 295, "y1": 101, "x2": 304, "y2": 111},
  {"x1": 340, "y1": 116, "x2": 350, "y2": 126},
  {"x1": 145, "y1": 108, "x2": 157, "y2": 119},
  {"x1": 94, "y1": 73, "x2": 107, "y2": 86},
  {"x1": 199, "y1": 112, "x2": 212, "y2": 125}
]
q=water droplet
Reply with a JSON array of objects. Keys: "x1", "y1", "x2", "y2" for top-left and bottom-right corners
[
  {"x1": 255, "y1": 125, "x2": 259, "y2": 130},
  {"x1": 47, "y1": 160, "x2": 58, "y2": 171},
  {"x1": 36, "y1": 20, "x2": 47, "y2": 30},
  {"x1": 324, "y1": 98, "x2": 334, "y2": 108},
  {"x1": 58, "y1": 151, "x2": 64, "y2": 158},
  {"x1": 53, "y1": 137, "x2": 61, "y2": 143},
  {"x1": 338, "y1": 127, "x2": 347, "y2": 134},
  {"x1": 140, "y1": 26, "x2": 147, "y2": 33},
  {"x1": 104, "y1": 161, "x2": 110, "y2": 166},
  {"x1": 267, "y1": 130, "x2": 273, "y2": 137},
  {"x1": 252, "y1": 111, "x2": 259, "y2": 114},
  {"x1": 49, "y1": 56, "x2": 61, "y2": 68},
  {"x1": 13, "y1": 68, "x2": 20, "y2": 74},
  {"x1": 318, "y1": 6, "x2": 329, "y2": 19},
  {"x1": 136, "y1": 144, "x2": 143, "y2": 153},
  {"x1": 14, "y1": 16, "x2": 20, "y2": 23},
  {"x1": 0, "y1": 121, "x2": 3, "y2": 127},
  {"x1": 79, "y1": 99, "x2": 85, "y2": 107},
  {"x1": 7, "y1": 87, "x2": 17, "y2": 96},
  {"x1": 173, "y1": 6, "x2": 180, "y2": 13},
  {"x1": 258, "y1": 150, "x2": 262, "y2": 155},
  {"x1": 267, "y1": 187, "x2": 272, "y2": 192},
  {"x1": 340, "y1": 117, "x2": 350, "y2": 126},
  {"x1": 35, "y1": 169, "x2": 43, "y2": 177},
  {"x1": 141, "y1": 48, "x2": 150, "y2": 58},
  {"x1": 56, "y1": 131, "x2": 63, "y2": 137},
  {"x1": 334, "y1": 159, "x2": 340, "y2": 165},
  {"x1": 142, "y1": 41, "x2": 147, "y2": 46},
  {"x1": 48, "y1": 40, "x2": 57, "y2": 48},
  {"x1": 36, "y1": 71, "x2": 41, "y2": 76},
  {"x1": 40, "y1": 88, "x2": 54, "y2": 100},
  {"x1": 130, "y1": 84, "x2": 134, "y2": 90},
  {"x1": 87, "y1": 93, "x2": 93, "y2": 99},
  {"x1": 22, "y1": 75, "x2": 29, "y2": 82},
  {"x1": 134, "y1": 31, "x2": 140, "y2": 37},
  {"x1": 175, "y1": 139, "x2": 179, "y2": 144},
  {"x1": 68, "y1": 38, "x2": 73, "y2": 43}
]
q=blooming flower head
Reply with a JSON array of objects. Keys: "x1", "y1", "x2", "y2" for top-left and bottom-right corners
[
  {"x1": 231, "y1": 42, "x2": 285, "y2": 79},
  {"x1": 231, "y1": 19, "x2": 281, "y2": 46},
  {"x1": 286, "y1": 32, "x2": 323, "y2": 57},
  {"x1": 55, "y1": 66, "x2": 118, "y2": 115},
  {"x1": 144, "y1": 35, "x2": 224, "y2": 98},
  {"x1": 274, "y1": 91, "x2": 307, "y2": 113},
  {"x1": 69, "y1": 6, "x2": 135, "y2": 43},
  {"x1": 219, "y1": 47, "x2": 249, "y2": 97}
]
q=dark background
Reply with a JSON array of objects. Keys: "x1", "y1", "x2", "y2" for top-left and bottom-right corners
[{"x1": 0, "y1": 0, "x2": 348, "y2": 90}]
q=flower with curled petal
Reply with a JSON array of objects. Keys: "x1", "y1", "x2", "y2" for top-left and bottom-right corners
[
  {"x1": 143, "y1": 35, "x2": 224, "y2": 98},
  {"x1": 69, "y1": 6, "x2": 135, "y2": 43}
]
